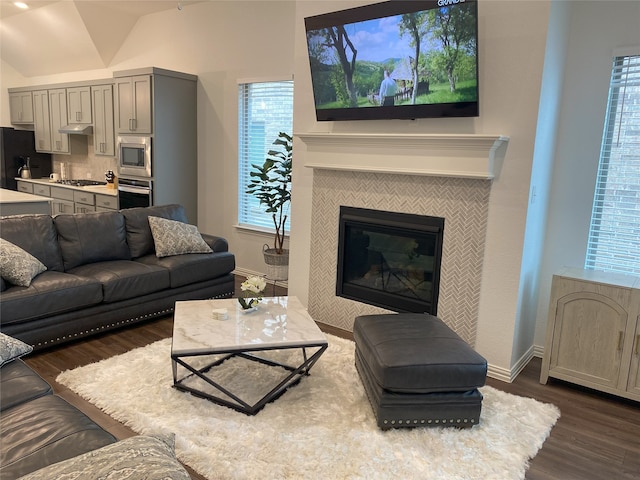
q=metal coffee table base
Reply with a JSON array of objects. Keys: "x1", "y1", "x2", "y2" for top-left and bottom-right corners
[{"x1": 172, "y1": 343, "x2": 328, "y2": 415}]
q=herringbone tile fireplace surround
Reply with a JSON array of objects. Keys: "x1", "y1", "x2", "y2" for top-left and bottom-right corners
[{"x1": 308, "y1": 170, "x2": 491, "y2": 346}]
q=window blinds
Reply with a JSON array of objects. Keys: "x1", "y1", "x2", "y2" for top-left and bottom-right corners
[
  {"x1": 238, "y1": 81, "x2": 294, "y2": 231},
  {"x1": 586, "y1": 54, "x2": 640, "y2": 275}
]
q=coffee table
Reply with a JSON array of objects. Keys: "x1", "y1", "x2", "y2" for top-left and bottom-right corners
[{"x1": 171, "y1": 296, "x2": 328, "y2": 415}]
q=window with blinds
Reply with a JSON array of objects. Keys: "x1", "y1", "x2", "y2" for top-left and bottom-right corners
[
  {"x1": 238, "y1": 80, "x2": 293, "y2": 231},
  {"x1": 585, "y1": 54, "x2": 640, "y2": 275}
]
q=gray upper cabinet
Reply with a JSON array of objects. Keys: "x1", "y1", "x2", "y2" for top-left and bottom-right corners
[
  {"x1": 49, "y1": 88, "x2": 69, "y2": 154},
  {"x1": 92, "y1": 84, "x2": 115, "y2": 156},
  {"x1": 66, "y1": 86, "x2": 92, "y2": 124},
  {"x1": 9, "y1": 91, "x2": 34, "y2": 124},
  {"x1": 115, "y1": 75, "x2": 152, "y2": 134},
  {"x1": 32, "y1": 90, "x2": 52, "y2": 152}
]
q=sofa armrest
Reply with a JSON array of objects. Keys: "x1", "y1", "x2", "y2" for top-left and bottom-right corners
[{"x1": 200, "y1": 233, "x2": 228, "y2": 252}]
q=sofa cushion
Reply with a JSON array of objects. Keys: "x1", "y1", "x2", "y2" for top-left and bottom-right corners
[
  {"x1": 122, "y1": 204, "x2": 188, "y2": 258},
  {"x1": 0, "y1": 333, "x2": 33, "y2": 367},
  {"x1": 0, "y1": 214, "x2": 64, "y2": 271},
  {"x1": 0, "y1": 395, "x2": 117, "y2": 479},
  {"x1": 0, "y1": 271, "x2": 103, "y2": 326},
  {"x1": 0, "y1": 239, "x2": 47, "y2": 287},
  {"x1": 15, "y1": 434, "x2": 191, "y2": 480},
  {"x1": 68, "y1": 260, "x2": 171, "y2": 303},
  {"x1": 148, "y1": 216, "x2": 212, "y2": 258},
  {"x1": 54, "y1": 211, "x2": 130, "y2": 271},
  {"x1": 0, "y1": 359, "x2": 52, "y2": 412},
  {"x1": 136, "y1": 251, "x2": 235, "y2": 288}
]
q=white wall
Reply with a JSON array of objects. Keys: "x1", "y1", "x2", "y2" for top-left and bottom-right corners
[{"x1": 534, "y1": 1, "x2": 640, "y2": 346}]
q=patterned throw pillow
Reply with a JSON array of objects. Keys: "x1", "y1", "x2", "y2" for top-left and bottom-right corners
[
  {"x1": 0, "y1": 238, "x2": 46, "y2": 287},
  {"x1": 148, "y1": 216, "x2": 213, "y2": 258},
  {"x1": 15, "y1": 434, "x2": 191, "y2": 480},
  {"x1": 0, "y1": 332, "x2": 33, "y2": 366}
]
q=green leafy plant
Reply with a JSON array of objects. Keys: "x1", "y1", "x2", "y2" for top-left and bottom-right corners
[{"x1": 246, "y1": 132, "x2": 292, "y2": 254}]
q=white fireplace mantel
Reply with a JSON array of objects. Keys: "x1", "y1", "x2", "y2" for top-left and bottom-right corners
[{"x1": 297, "y1": 132, "x2": 509, "y2": 179}]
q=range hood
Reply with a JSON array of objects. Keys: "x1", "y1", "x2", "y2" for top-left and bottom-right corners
[{"x1": 58, "y1": 124, "x2": 93, "y2": 135}]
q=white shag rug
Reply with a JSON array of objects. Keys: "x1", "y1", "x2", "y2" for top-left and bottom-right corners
[{"x1": 57, "y1": 335, "x2": 560, "y2": 480}]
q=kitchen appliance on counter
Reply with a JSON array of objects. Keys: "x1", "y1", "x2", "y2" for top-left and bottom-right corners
[
  {"x1": 18, "y1": 157, "x2": 31, "y2": 179},
  {"x1": 1, "y1": 127, "x2": 52, "y2": 190},
  {"x1": 118, "y1": 177, "x2": 153, "y2": 209},
  {"x1": 118, "y1": 135, "x2": 152, "y2": 178}
]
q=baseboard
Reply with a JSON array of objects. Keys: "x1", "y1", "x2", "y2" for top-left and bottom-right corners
[{"x1": 487, "y1": 345, "x2": 537, "y2": 383}]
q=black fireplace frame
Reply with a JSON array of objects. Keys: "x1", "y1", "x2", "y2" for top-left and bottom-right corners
[{"x1": 336, "y1": 206, "x2": 444, "y2": 315}]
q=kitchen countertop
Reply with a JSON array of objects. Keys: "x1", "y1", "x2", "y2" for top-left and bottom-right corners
[
  {"x1": 0, "y1": 187, "x2": 52, "y2": 216},
  {"x1": 0, "y1": 188, "x2": 52, "y2": 203},
  {"x1": 15, "y1": 178, "x2": 118, "y2": 196}
]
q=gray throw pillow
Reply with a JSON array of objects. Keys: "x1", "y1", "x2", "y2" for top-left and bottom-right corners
[
  {"x1": 0, "y1": 332, "x2": 33, "y2": 366},
  {"x1": 0, "y1": 238, "x2": 46, "y2": 287},
  {"x1": 148, "y1": 216, "x2": 212, "y2": 258},
  {"x1": 15, "y1": 434, "x2": 191, "y2": 480}
]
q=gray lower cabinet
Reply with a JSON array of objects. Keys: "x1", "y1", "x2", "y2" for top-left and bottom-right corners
[
  {"x1": 95, "y1": 193, "x2": 118, "y2": 211},
  {"x1": 50, "y1": 186, "x2": 75, "y2": 215},
  {"x1": 16, "y1": 181, "x2": 34, "y2": 194},
  {"x1": 540, "y1": 267, "x2": 640, "y2": 401},
  {"x1": 73, "y1": 190, "x2": 95, "y2": 213}
]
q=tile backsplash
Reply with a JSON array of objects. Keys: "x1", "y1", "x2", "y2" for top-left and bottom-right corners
[{"x1": 52, "y1": 135, "x2": 117, "y2": 182}]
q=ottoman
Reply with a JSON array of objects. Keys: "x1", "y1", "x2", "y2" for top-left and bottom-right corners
[{"x1": 353, "y1": 313, "x2": 487, "y2": 429}]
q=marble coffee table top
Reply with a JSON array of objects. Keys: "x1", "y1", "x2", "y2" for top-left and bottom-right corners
[{"x1": 172, "y1": 296, "x2": 328, "y2": 356}]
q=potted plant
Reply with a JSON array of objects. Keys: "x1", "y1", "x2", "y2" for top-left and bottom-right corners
[{"x1": 246, "y1": 131, "x2": 292, "y2": 280}]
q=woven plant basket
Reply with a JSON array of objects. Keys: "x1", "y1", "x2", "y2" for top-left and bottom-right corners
[{"x1": 263, "y1": 244, "x2": 289, "y2": 281}]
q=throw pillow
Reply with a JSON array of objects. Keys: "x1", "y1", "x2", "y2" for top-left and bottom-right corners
[
  {"x1": 15, "y1": 434, "x2": 191, "y2": 480},
  {"x1": 148, "y1": 216, "x2": 213, "y2": 258},
  {"x1": 0, "y1": 333, "x2": 33, "y2": 366},
  {"x1": 0, "y1": 238, "x2": 46, "y2": 287}
]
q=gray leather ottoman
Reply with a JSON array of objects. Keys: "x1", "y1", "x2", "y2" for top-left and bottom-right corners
[{"x1": 353, "y1": 313, "x2": 487, "y2": 429}]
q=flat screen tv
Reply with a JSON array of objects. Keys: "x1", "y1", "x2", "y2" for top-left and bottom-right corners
[{"x1": 304, "y1": 0, "x2": 479, "y2": 121}]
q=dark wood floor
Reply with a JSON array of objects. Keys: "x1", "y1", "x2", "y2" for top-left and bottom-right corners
[{"x1": 23, "y1": 279, "x2": 640, "y2": 480}]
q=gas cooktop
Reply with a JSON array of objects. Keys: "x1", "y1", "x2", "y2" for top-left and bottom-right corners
[{"x1": 56, "y1": 179, "x2": 107, "y2": 187}]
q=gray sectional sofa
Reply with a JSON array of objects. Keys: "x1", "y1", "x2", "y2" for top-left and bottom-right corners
[
  {"x1": 0, "y1": 204, "x2": 235, "y2": 351},
  {"x1": 0, "y1": 340, "x2": 190, "y2": 479}
]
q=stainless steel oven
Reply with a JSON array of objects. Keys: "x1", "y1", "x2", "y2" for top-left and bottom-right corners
[
  {"x1": 118, "y1": 135, "x2": 152, "y2": 178},
  {"x1": 118, "y1": 177, "x2": 153, "y2": 209}
]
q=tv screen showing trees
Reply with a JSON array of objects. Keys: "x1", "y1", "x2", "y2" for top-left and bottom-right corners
[{"x1": 304, "y1": 0, "x2": 479, "y2": 121}]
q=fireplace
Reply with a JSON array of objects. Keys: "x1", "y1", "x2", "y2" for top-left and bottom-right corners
[{"x1": 336, "y1": 206, "x2": 444, "y2": 315}]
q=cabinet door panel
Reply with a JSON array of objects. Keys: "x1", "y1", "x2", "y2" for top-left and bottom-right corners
[
  {"x1": 550, "y1": 291, "x2": 627, "y2": 389},
  {"x1": 32, "y1": 90, "x2": 51, "y2": 152},
  {"x1": 627, "y1": 320, "x2": 640, "y2": 397},
  {"x1": 67, "y1": 86, "x2": 92, "y2": 124},
  {"x1": 92, "y1": 85, "x2": 115, "y2": 156},
  {"x1": 49, "y1": 89, "x2": 69, "y2": 153}
]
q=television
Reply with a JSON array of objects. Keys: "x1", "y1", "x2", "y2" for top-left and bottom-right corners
[{"x1": 304, "y1": 0, "x2": 479, "y2": 122}]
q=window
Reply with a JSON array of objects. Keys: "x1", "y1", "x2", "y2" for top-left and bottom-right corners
[
  {"x1": 238, "y1": 80, "x2": 294, "y2": 231},
  {"x1": 586, "y1": 53, "x2": 640, "y2": 275}
]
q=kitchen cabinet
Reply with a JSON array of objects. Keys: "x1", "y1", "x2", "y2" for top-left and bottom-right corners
[
  {"x1": 32, "y1": 90, "x2": 52, "y2": 152},
  {"x1": 95, "y1": 193, "x2": 118, "y2": 211},
  {"x1": 91, "y1": 85, "x2": 115, "y2": 156},
  {"x1": 66, "y1": 86, "x2": 92, "y2": 124},
  {"x1": 49, "y1": 185, "x2": 75, "y2": 215},
  {"x1": 49, "y1": 89, "x2": 69, "y2": 154},
  {"x1": 114, "y1": 75, "x2": 152, "y2": 134},
  {"x1": 540, "y1": 267, "x2": 640, "y2": 402},
  {"x1": 10, "y1": 92, "x2": 34, "y2": 124},
  {"x1": 16, "y1": 181, "x2": 34, "y2": 194},
  {"x1": 33, "y1": 184, "x2": 51, "y2": 197}
]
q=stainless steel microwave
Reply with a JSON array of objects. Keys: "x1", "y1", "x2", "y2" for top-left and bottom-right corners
[{"x1": 118, "y1": 135, "x2": 152, "y2": 178}]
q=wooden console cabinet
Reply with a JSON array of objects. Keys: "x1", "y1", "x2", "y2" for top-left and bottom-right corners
[{"x1": 540, "y1": 267, "x2": 640, "y2": 401}]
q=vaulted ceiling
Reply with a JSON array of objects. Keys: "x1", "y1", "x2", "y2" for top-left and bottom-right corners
[{"x1": 0, "y1": 1, "x2": 203, "y2": 78}]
